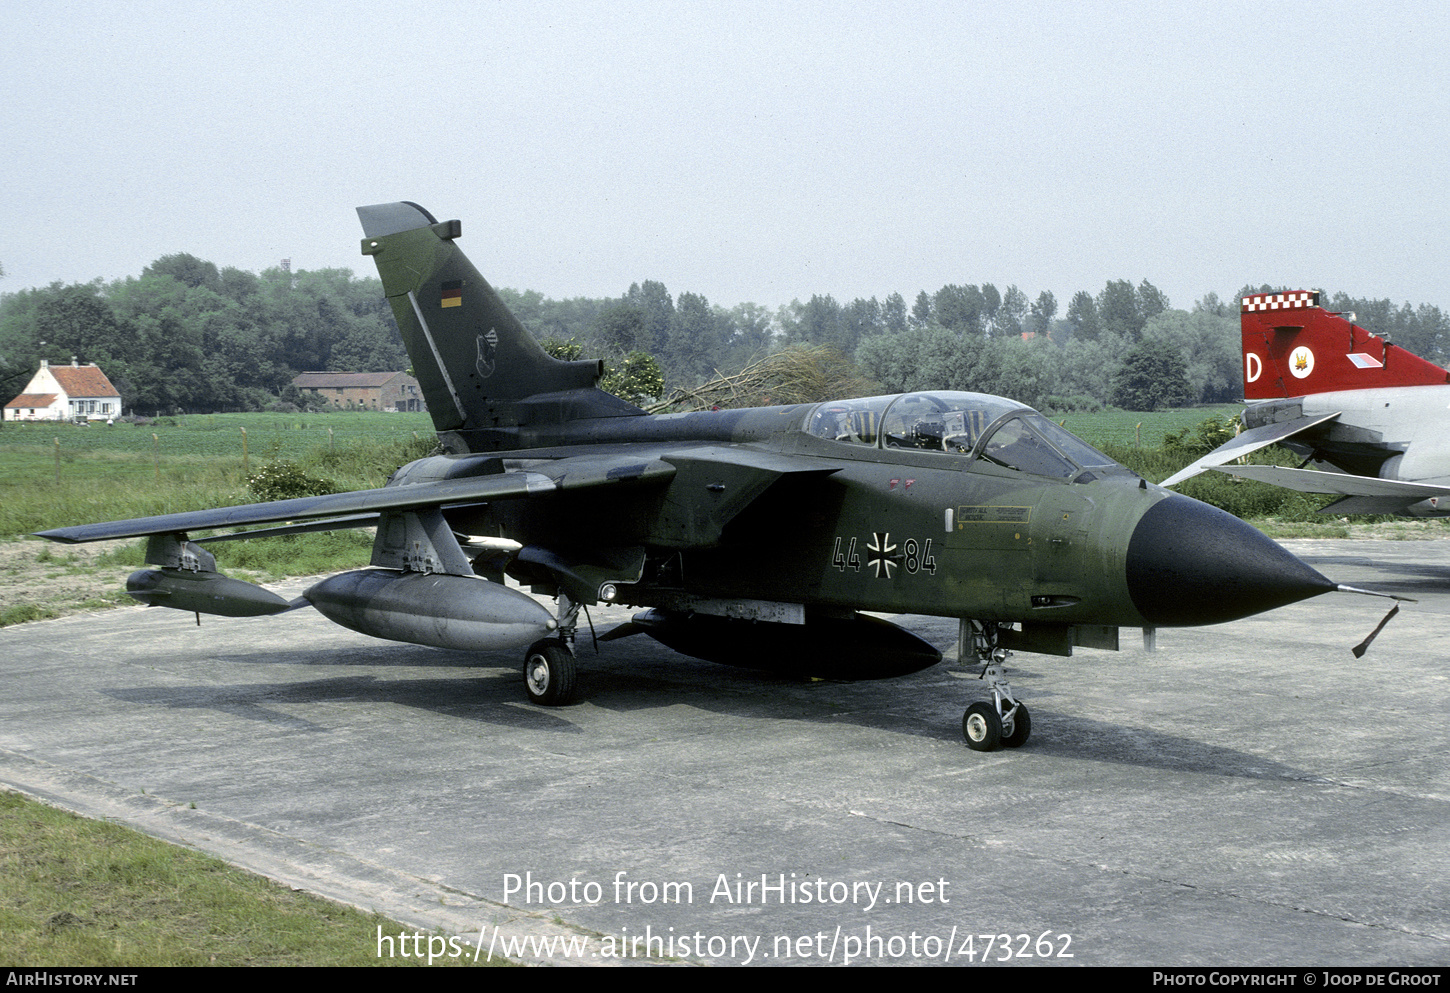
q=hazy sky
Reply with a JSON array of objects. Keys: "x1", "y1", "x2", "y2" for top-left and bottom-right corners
[{"x1": 4, "y1": 0, "x2": 1447, "y2": 314}]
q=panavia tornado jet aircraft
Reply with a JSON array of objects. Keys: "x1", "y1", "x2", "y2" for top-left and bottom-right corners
[
  {"x1": 1164, "y1": 290, "x2": 1450, "y2": 516},
  {"x1": 37, "y1": 205, "x2": 1391, "y2": 750}
]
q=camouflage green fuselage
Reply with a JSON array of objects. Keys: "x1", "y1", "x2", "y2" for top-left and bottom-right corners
[{"x1": 407, "y1": 401, "x2": 1157, "y2": 630}]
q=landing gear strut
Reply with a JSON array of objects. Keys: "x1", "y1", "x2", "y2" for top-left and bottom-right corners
[
  {"x1": 959, "y1": 620, "x2": 1030, "y2": 751},
  {"x1": 523, "y1": 592, "x2": 580, "y2": 706}
]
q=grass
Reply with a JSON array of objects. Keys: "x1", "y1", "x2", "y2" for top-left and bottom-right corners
[
  {"x1": 0, "y1": 790, "x2": 503, "y2": 967},
  {"x1": 0, "y1": 411, "x2": 437, "y2": 536},
  {"x1": 0, "y1": 603, "x2": 61, "y2": 626},
  {"x1": 1045, "y1": 403, "x2": 1244, "y2": 448},
  {"x1": 0, "y1": 410, "x2": 435, "y2": 459}
]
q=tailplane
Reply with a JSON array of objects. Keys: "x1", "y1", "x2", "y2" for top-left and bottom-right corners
[
  {"x1": 1241, "y1": 290, "x2": 1450, "y2": 400},
  {"x1": 358, "y1": 202, "x2": 644, "y2": 452}
]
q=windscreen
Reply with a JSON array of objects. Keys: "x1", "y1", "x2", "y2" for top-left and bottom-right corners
[
  {"x1": 976, "y1": 412, "x2": 1116, "y2": 478},
  {"x1": 805, "y1": 392, "x2": 1118, "y2": 481}
]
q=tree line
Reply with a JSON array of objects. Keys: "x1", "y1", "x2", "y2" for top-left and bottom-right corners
[
  {"x1": 0, "y1": 254, "x2": 405, "y2": 415},
  {"x1": 511, "y1": 277, "x2": 1450, "y2": 412},
  {"x1": 2, "y1": 251, "x2": 1446, "y2": 415}
]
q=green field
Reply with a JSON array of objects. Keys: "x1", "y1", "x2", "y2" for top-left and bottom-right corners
[
  {"x1": 0, "y1": 410, "x2": 434, "y2": 485},
  {"x1": 0, "y1": 411, "x2": 436, "y2": 537},
  {"x1": 1044, "y1": 403, "x2": 1243, "y2": 448},
  {"x1": 2, "y1": 405, "x2": 1229, "y2": 474}
]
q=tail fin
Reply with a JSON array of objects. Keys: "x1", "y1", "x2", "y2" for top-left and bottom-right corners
[
  {"x1": 1241, "y1": 290, "x2": 1450, "y2": 400},
  {"x1": 357, "y1": 202, "x2": 644, "y2": 452}
]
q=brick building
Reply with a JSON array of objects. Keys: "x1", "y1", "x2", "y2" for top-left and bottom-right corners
[{"x1": 291, "y1": 371, "x2": 426, "y2": 412}]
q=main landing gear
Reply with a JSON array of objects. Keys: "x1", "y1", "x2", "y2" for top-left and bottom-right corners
[
  {"x1": 960, "y1": 620, "x2": 1030, "y2": 752},
  {"x1": 523, "y1": 592, "x2": 580, "y2": 706}
]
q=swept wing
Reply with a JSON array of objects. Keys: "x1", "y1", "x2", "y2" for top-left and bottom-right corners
[
  {"x1": 37, "y1": 455, "x2": 677, "y2": 544},
  {"x1": 1160, "y1": 412, "x2": 1340, "y2": 488}
]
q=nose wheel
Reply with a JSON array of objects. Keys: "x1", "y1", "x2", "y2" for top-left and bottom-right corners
[
  {"x1": 960, "y1": 620, "x2": 1031, "y2": 751},
  {"x1": 962, "y1": 697, "x2": 1030, "y2": 751}
]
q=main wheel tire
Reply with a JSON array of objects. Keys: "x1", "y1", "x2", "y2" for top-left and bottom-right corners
[
  {"x1": 1000, "y1": 701, "x2": 1031, "y2": 748},
  {"x1": 523, "y1": 639, "x2": 577, "y2": 706},
  {"x1": 962, "y1": 701, "x2": 1002, "y2": 751}
]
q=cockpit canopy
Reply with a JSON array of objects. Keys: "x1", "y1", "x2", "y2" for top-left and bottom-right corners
[{"x1": 806, "y1": 391, "x2": 1117, "y2": 480}]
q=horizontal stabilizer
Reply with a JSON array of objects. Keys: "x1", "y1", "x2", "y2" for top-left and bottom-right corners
[{"x1": 1161, "y1": 412, "x2": 1340, "y2": 488}]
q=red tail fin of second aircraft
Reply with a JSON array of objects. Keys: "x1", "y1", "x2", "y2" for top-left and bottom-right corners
[{"x1": 1241, "y1": 291, "x2": 1450, "y2": 400}]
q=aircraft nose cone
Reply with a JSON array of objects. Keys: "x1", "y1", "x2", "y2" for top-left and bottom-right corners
[{"x1": 1126, "y1": 495, "x2": 1335, "y2": 626}]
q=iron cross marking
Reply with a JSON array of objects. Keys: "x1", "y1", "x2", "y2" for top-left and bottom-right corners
[{"x1": 867, "y1": 532, "x2": 904, "y2": 578}]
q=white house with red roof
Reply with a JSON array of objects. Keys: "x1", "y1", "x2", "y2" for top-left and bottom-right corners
[{"x1": 4, "y1": 359, "x2": 123, "y2": 422}]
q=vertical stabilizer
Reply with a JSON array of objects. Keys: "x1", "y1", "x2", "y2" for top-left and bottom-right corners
[
  {"x1": 1241, "y1": 291, "x2": 1449, "y2": 400},
  {"x1": 358, "y1": 202, "x2": 643, "y2": 452}
]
